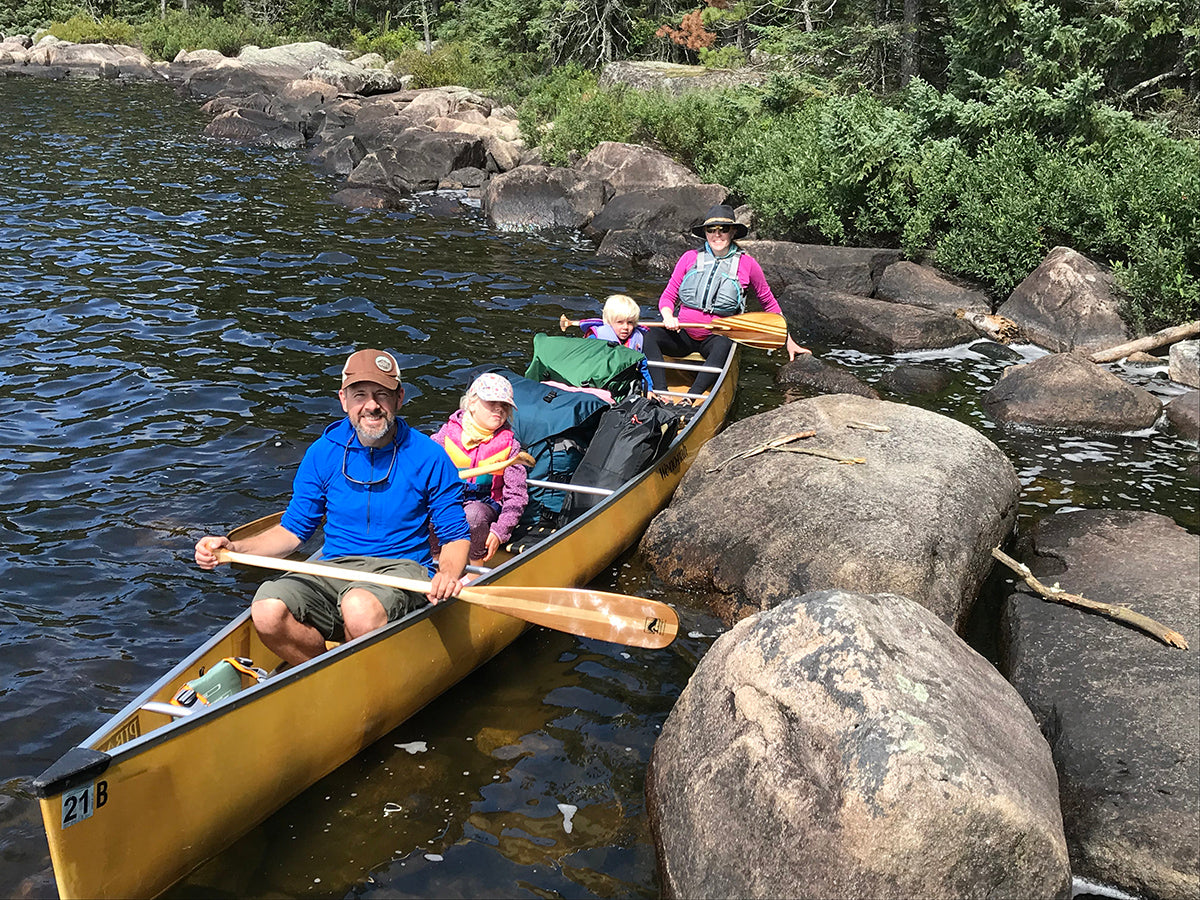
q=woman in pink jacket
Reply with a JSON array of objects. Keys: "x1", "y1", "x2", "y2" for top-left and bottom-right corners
[{"x1": 646, "y1": 204, "x2": 808, "y2": 396}]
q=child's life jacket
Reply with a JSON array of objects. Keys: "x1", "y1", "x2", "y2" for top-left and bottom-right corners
[
  {"x1": 678, "y1": 246, "x2": 744, "y2": 316},
  {"x1": 578, "y1": 318, "x2": 646, "y2": 351},
  {"x1": 433, "y1": 409, "x2": 520, "y2": 505}
]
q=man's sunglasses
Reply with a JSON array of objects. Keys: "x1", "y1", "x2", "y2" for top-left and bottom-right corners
[{"x1": 705, "y1": 224, "x2": 733, "y2": 234}]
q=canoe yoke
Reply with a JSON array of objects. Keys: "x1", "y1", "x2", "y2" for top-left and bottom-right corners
[{"x1": 33, "y1": 746, "x2": 111, "y2": 799}]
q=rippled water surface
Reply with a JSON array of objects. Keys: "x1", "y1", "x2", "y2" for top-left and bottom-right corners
[{"x1": 1, "y1": 77, "x2": 1196, "y2": 899}]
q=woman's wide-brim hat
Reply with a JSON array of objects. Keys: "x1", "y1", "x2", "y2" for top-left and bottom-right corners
[{"x1": 691, "y1": 204, "x2": 748, "y2": 240}]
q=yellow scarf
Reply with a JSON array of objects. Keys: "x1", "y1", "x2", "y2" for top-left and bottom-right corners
[{"x1": 459, "y1": 408, "x2": 495, "y2": 449}]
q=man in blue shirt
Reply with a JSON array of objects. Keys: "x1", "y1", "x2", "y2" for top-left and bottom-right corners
[{"x1": 195, "y1": 348, "x2": 471, "y2": 665}]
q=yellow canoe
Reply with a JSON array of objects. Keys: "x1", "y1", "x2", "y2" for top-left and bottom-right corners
[{"x1": 34, "y1": 348, "x2": 738, "y2": 899}]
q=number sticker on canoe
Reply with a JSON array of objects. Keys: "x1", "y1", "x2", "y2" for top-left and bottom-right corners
[{"x1": 61, "y1": 780, "x2": 108, "y2": 828}]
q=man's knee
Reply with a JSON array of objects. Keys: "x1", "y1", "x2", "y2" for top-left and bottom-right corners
[
  {"x1": 251, "y1": 597, "x2": 295, "y2": 635},
  {"x1": 341, "y1": 588, "x2": 387, "y2": 635}
]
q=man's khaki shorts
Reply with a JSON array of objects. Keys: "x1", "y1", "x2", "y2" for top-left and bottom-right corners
[{"x1": 252, "y1": 556, "x2": 428, "y2": 642}]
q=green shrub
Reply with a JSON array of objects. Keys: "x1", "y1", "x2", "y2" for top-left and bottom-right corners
[
  {"x1": 134, "y1": 10, "x2": 281, "y2": 60},
  {"x1": 351, "y1": 25, "x2": 418, "y2": 61},
  {"x1": 48, "y1": 14, "x2": 137, "y2": 45},
  {"x1": 388, "y1": 41, "x2": 494, "y2": 90},
  {"x1": 712, "y1": 93, "x2": 920, "y2": 245},
  {"x1": 698, "y1": 45, "x2": 745, "y2": 69}
]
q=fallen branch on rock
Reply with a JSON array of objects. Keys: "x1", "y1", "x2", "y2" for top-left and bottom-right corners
[
  {"x1": 991, "y1": 547, "x2": 1189, "y2": 649},
  {"x1": 1088, "y1": 320, "x2": 1200, "y2": 363},
  {"x1": 707, "y1": 430, "x2": 816, "y2": 473},
  {"x1": 771, "y1": 446, "x2": 866, "y2": 465},
  {"x1": 955, "y1": 309, "x2": 1021, "y2": 343},
  {"x1": 846, "y1": 421, "x2": 890, "y2": 432}
]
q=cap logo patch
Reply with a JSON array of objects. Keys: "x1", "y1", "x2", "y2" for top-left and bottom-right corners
[{"x1": 375, "y1": 355, "x2": 394, "y2": 373}]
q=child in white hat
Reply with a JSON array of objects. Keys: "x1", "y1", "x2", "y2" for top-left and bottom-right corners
[{"x1": 430, "y1": 373, "x2": 528, "y2": 564}]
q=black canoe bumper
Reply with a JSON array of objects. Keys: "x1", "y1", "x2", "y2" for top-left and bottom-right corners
[{"x1": 33, "y1": 747, "x2": 111, "y2": 798}]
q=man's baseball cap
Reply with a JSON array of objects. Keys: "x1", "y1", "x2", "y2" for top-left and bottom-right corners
[{"x1": 341, "y1": 349, "x2": 401, "y2": 391}]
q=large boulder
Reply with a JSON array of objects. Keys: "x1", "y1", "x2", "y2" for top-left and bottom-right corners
[
  {"x1": 203, "y1": 107, "x2": 305, "y2": 149},
  {"x1": 1166, "y1": 390, "x2": 1199, "y2": 442},
  {"x1": 482, "y1": 166, "x2": 610, "y2": 231},
  {"x1": 982, "y1": 352, "x2": 1162, "y2": 432},
  {"x1": 648, "y1": 589, "x2": 1071, "y2": 900},
  {"x1": 573, "y1": 141, "x2": 699, "y2": 192},
  {"x1": 877, "y1": 362, "x2": 955, "y2": 397},
  {"x1": 781, "y1": 280, "x2": 978, "y2": 353},
  {"x1": 1170, "y1": 339, "x2": 1200, "y2": 388},
  {"x1": 23, "y1": 40, "x2": 158, "y2": 79},
  {"x1": 346, "y1": 130, "x2": 486, "y2": 192},
  {"x1": 586, "y1": 185, "x2": 728, "y2": 239},
  {"x1": 750, "y1": 243, "x2": 901, "y2": 296},
  {"x1": 999, "y1": 510, "x2": 1200, "y2": 900},
  {"x1": 640, "y1": 395, "x2": 1020, "y2": 631},
  {"x1": 594, "y1": 229, "x2": 693, "y2": 273},
  {"x1": 599, "y1": 59, "x2": 766, "y2": 94},
  {"x1": 306, "y1": 57, "x2": 404, "y2": 95},
  {"x1": 997, "y1": 246, "x2": 1130, "y2": 353},
  {"x1": 875, "y1": 260, "x2": 992, "y2": 314}
]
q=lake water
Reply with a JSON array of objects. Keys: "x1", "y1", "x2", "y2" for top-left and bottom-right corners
[{"x1": 1, "y1": 76, "x2": 1195, "y2": 899}]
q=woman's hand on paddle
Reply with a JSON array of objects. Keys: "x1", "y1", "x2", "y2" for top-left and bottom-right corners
[
  {"x1": 786, "y1": 334, "x2": 810, "y2": 361},
  {"x1": 195, "y1": 535, "x2": 231, "y2": 570},
  {"x1": 660, "y1": 307, "x2": 680, "y2": 331}
]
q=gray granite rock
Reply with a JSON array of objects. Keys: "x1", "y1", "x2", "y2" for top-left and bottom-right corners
[
  {"x1": 649, "y1": 589, "x2": 1071, "y2": 900},
  {"x1": 999, "y1": 510, "x2": 1200, "y2": 900},
  {"x1": 640, "y1": 395, "x2": 1019, "y2": 631}
]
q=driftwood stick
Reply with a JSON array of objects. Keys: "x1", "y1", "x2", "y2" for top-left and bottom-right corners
[
  {"x1": 772, "y1": 446, "x2": 866, "y2": 465},
  {"x1": 707, "y1": 430, "x2": 816, "y2": 473},
  {"x1": 1088, "y1": 321, "x2": 1200, "y2": 363},
  {"x1": 991, "y1": 548, "x2": 1189, "y2": 649},
  {"x1": 955, "y1": 309, "x2": 1021, "y2": 344}
]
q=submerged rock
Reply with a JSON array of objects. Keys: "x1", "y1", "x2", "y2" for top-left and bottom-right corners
[
  {"x1": 999, "y1": 510, "x2": 1200, "y2": 900},
  {"x1": 775, "y1": 356, "x2": 879, "y2": 399},
  {"x1": 640, "y1": 394, "x2": 1019, "y2": 631},
  {"x1": 648, "y1": 589, "x2": 1071, "y2": 900}
]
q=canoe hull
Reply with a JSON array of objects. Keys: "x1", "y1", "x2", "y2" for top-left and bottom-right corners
[{"x1": 36, "y1": 349, "x2": 738, "y2": 899}]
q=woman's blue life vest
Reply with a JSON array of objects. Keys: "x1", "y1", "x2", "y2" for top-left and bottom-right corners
[{"x1": 678, "y1": 246, "x2": 745, "y2": 316}]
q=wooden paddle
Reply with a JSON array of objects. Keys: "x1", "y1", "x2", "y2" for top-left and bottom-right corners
[
  {"x1": 225, "y1": 454, "x2": 534, "y2": 543},
  {"x1": 215, "y1": 549, "x2": 679, "y2": 649},
  {"x1": 459, "y1": 451, "x2": 534, "y2": 480},
  {"x1": 560, "y1": 311, "x2": 788, "y2": 350}
]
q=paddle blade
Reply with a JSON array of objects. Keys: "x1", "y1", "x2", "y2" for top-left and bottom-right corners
[
  {"x1": 711, "y1": 312, "x2": 788, "y2": 350},
  {"x1": 459, "y1": 585, "x2": 679, "y2": 649}
]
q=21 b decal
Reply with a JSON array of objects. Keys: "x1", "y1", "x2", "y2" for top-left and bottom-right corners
[{"x1": 61, "y1": 780, "x2": 108, "y2": 828}]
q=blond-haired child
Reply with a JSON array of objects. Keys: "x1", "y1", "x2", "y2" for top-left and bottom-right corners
[{"x1": 579, "y1": 294, "x2": 652, "y2": 392}]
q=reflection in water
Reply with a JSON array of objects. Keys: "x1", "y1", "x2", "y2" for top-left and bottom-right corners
[{"x1": 0, "y1": 78, "x2": 1195, "y2": 899}]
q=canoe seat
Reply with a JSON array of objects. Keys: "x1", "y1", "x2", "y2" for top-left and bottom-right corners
[{"x1": 503, "y1": 523, "x2": 557, "y2": 556}]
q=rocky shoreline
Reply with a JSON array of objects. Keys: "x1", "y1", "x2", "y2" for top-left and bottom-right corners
[{"x1": 4, "y1": 35, "x2": 1198, "y2": 900}]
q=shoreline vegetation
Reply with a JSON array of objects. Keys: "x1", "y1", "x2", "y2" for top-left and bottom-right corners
[{"x1": 1, "y1": 2, "x2": 1197, "y2": 334}]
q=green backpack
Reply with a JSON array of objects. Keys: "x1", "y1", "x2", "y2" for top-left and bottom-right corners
[{"x1": 524, "y1": 334, "x2": 646, "y2": 400}]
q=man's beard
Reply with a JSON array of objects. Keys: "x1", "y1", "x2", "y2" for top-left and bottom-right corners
[{"x1": 353, "y1": 408, "x2": 395, "y2": 444}]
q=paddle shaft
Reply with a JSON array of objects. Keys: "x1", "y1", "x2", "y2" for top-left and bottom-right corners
[
  {"x1": 458, "y1": 451, "x2": 534, "y2": 480},
  {"x1": 559, "y1": 311, "x2": 788, "y2": 350},
  {"x1": 214, "y1": 550, "x2": 678, "y2": 648}
]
